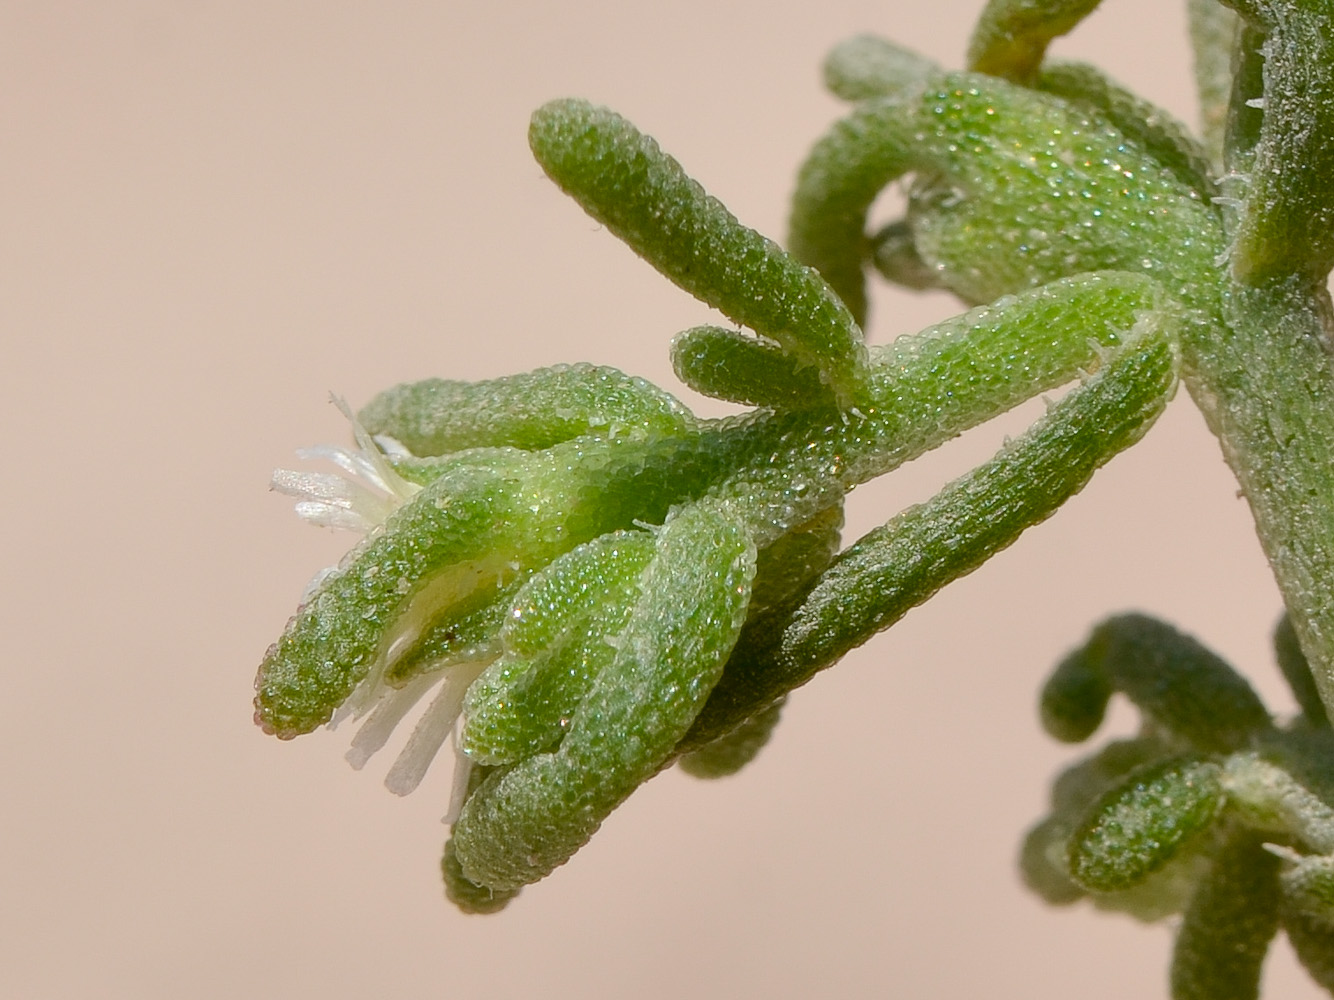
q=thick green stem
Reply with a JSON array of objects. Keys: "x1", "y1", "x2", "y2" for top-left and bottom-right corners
[{"x1": 1183, "y1": 278, "x2": 1334, "y2": 721}]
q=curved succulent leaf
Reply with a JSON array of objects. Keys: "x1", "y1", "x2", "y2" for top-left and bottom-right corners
[
  {"x1": 670, "y1": 326, "x2": 827, "y2": 410},
  {"x1": 791, "y1": 70, "x2": 1223, "y2": 319},
  {"x1": 1035, "y1": 60, "x2": 1216, "y2": 198},
  {"x1": 359, "y1": 363, "x2": 694, "y2": 457},
  {"x1": 1047, "y1": 613, "x2": 1272, "y2": 752},
  {"x1": 905, "y1": 74, "x2": 1222, "y2": 306},
  {"x1": 461, "y1": 530, "x2": 656, "y2": 765},
  {"x1": 778, "y1": 310, "x2": 1178, "y2": 686},
  {"x1": 529, "y1": 99, "x2": 871, "y2": 406},
  {"x1": 1040, "y1": 643, "x2": 1114, "y2": 743},
  {"x1": 452, "y1": 502, "x2": 756, "y2": 891},
  {"x1": 822, "y1": 35, "x2": 938, "y2": 102},
  {"x1": 966, "y1": 0, "x2": 1104, "y2": 80}
]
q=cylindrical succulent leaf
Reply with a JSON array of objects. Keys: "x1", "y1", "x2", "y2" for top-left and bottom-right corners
[
  {"x1": 1062, "y1": 613, "x2": 1273, "y2": 753},
  {"x1": 822, "y1": 35, "x2": 937, "y2": 102},
  {"x1": 452, "y1": 502, "x2": 757, "y2": 891},
  {"x1": 677, "y1": 700, "x2": 786, "y2": 779},
  {"x1": 1171, "y1": 827, "x2": 1282, "y2": 1000},
  {"x1": 905, "y1": 73, "x2": 1222, "y2": 306},
  {"x1": 776, "y1": 312, "x2": 1178, "y2": 694},
  {"x1": 255, "y1": 451, "x2": 538, "y2": 738},
  {"x1": 461, "y1": 531, "x2": 656, "y2": 765},
  {"x1": 359, "y1": 363, "x2": 694, "y2": 457},
  {"x1": 966, "y1": 0, "x2": 1104, "y2": 80},
  {"x1": 791, "y1": 70, "x2": 1223, "y2": 322},
  {"x1": 1040, "y1": 644, "x2": 1114, "y2": 743},
  {"x1": 529, "y1": 99, "x2": 871, "y2": 407},
  {"x1": 670, "y1": 326, "x2": 828, "y2": 410},
  {"x1": 788, "y1": 95, "x2": 917, "y2": 324}
]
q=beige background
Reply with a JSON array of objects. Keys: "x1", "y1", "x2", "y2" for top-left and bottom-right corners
[{"x1": 4, "y1": 1, "x2": 1324, "y2": 997}]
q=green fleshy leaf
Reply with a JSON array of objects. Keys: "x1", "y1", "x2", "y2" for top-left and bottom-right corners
[
  {"x1": 256, "y1": 431, "x2": 703, "y2": 738},
  {"x1": 678, "y1": 700, "x2": 785, "y2": 779},
  {"x1": 359, "y1": 363, "x2": 694, "y2": 457},
  {"x1": 670, "y1": 326, "x2": 828, "y2": 410},
  {"x1": 1068, "y1": 756, "x2": 1225, "y2": 893},
  {"x1": 1035, "y1": 60, "x2": 1217, "y2": 198},
  {"x1": 1170, "y1": 827, "x2": 1281, "y2": 1000},
  {"x1": 1040, "y1": 643, "x2": 1113, "y2": 743},
  {"x1": 255, "y1": 451, "x2": 540, "y2": 738},
  {"x1": 461, "y1": 531, "x2": 656, "y2": 765},
  {"x1": 1188, "y1": 0, "x2": 1243, "y2": 169},
  {"x1": 788, "y1": 95, "x2": 917, "y2": 325},
  {"x1": 1057, "y1": 614, "x2": 1273, "y2": 753},
  {"x1": 688, "y1": 288, "x2": 1177, "y2": 743},
  {"x1": 452, "y1": 502, "x2": 757, "y2": 891},
  {"x1": 776, "y1": 304, "x2": 1178, "y2": 691},
  {"x1": 529, "y1": 99, "x2": 871, "y2": 406},
  {"x1": 1022, "y1": 740, "x2": 1206, "y2": 917},
  {"x1": 966, "y1": 0, "x2": 1104, "y2": 80},
  {"x1": 790, "y1": 71, "x2": 1223, "y2": 323},
  {"x1": 677, "y1": 507, "x2": 843, "y2": 753},
  {"x1": 822, "y1": 35, "x2": 937, "y2": 102},
  {"x1": 906, "y1": 74, "x2": 1222, "y2": 306},
  {"x1": 262, "y1": 267, "x2": 1176, "y2": 744}
]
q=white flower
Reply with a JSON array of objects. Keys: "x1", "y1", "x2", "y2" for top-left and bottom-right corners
[
  {"x1": 271, "y1": 395, "x2": 420, "y2": 535},
  {"x1": 271, "y1": 395, "x2": 477, "y2": 808}
]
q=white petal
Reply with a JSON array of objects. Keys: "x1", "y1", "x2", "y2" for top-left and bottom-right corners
[
  {"x1": 442, "y1": 738, "x2": 476, "y2": 825},
  {"x1": 345, "y1": 672, "x2": 442, "y2": 770},
  {"x1": 384, "y1": 661, "x2": 488, "y2": 796}
]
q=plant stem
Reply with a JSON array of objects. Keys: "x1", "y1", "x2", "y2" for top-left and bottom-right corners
[{"x1": 1183, "y1": 277, "x2": 1334, "y2": 719}]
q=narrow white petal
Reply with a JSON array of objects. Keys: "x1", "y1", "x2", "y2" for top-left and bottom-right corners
[
  {"x1": 442, "y1": 738, "x2": 475, "y2": 825},
  {"x1": 329, "y1": 394, "x2": 419, "y2": 503},
  {"x1": 345, "y1": 673, "x2": 442, "y2": 770},
  {"x1": 384, "y1": 661, "x2": 488, "y2": 796},
  {"x1": 292, "y1": 501, "x2": 374, "y2": 531},
  {"x1": 271, "y1": 469, "x2": 360, "y2": 505}
]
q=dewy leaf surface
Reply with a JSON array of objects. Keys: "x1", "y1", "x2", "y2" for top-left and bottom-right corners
[
  {"x1": 529, "y1": 99, "x2": 871, "y2": 406},
  {"x1": 452, "y1": 502, "x2": 756, "y2": 891}
]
